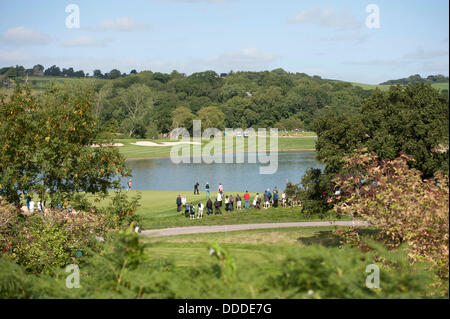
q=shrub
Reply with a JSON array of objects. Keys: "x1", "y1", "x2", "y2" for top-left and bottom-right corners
[
  {"x1": 102, "y1": 191, "x2": 142, "y2": 230},
  {"x1": 0, "y1": 199, "x2": 105, "y2": 274},
  {"x1": 334, "y1": 149, "x2": 449, "y2": 281}
]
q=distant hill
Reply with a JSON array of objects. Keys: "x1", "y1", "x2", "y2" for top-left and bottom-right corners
[{"x1": 380, "y1": 74, "x2": 449, "y2": 85}]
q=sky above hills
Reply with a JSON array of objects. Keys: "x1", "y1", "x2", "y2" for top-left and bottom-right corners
[{"x1": 0, "y1": 0, "x2": 448, "y2": 84}]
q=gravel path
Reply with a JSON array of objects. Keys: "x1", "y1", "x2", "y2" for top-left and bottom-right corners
[{"x1": 141, "y1": 220, "x2": 369, "y2": 237}]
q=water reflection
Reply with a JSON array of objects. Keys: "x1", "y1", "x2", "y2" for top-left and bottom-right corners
[{"x1": 121, "y1": 152, "x2": 323, "y2": 192}]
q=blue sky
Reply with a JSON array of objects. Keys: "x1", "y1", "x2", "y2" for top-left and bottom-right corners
[{"x1": 0, "y1": 0, "x2": 448, "y2": 83}]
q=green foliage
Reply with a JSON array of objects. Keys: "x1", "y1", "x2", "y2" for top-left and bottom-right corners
[
  {"x1": 102, "y1": 191, "x2": 142, "y2": 230},
  {"x1": 315, "y1": 83, "x2": 449, "y2": 177},
  {"x1": 334, "y1": 150, "x2": 449, "y2": 281},
  {"x1": 285, "y1": 168, "x2": 334, "y2": 218},
  {"x1": 197, "y1": 106, "x2": 225, "y2": 130},
  {"x1": 208, "y1": 242, "x2": 236, "y2": 284},
  {"x1": 0, "y1": 199, "x2": 106, "y2": 274},
  {"x1": 15, "y1": 68, "x2": 368, "y2": 137},
  {"x1": 11, "y1": 217, "x2": 68, "y2": 274},
  {"x1": 0, "y1": 85, "x2": 130, "y2": 205},
  {"x1": 0, "y1": 233, "x2": 445, "y2": 298}
]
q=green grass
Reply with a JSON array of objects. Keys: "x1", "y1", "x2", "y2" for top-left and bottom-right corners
[
  {"x1": 91, "y1": 190, "x2": 348, "y2": 230},
  {"x1": 431, "y1": 82, "x2": 449, "y2": 91},
  {"x1": 27, "y1": 76, "x2": 104, "y2": 90},
  {"x1": 350, "y1": 81, "x2": 449, "y2": 92},
  {"x1": 142, "y1": 226, "x2": 345, "y2": 267},
  {"x1": 116, "y1": 135, "x2": 317, "y2": 159}
]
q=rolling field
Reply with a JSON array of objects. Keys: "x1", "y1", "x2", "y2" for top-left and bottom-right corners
[
  {"x1": 116, "y1": 134, "x2": 317, "y2": 159},
  {"x1": 143, "y1": 226, "x2": 345, "y2": 267},
  {"x1": 350, "y1": 81, "x2": 449, "y2": 92}
]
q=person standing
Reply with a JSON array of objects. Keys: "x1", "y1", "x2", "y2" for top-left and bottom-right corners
[
  {"x1": 184, "y1": 202, "x2": 190, "y2": 218},
  {"x1": 205, "y1": 182, "x2": 210, "y2": 198},
  {"x1": 176, "y1": 194, "x2": 182, "y2": 213},
  {"x1": 26, "y1": 195, "x2": 31, "y2": 211},
  {"x1": 244, "y1": 191, "x2": 250, "y2": 210},
  {"x1": 197, "y1": 202, "x2": 204, "y2": 219},
  {"x1": 218, "y1": 183, "x2": 223, "y2": 194},
  {"x1": 263, "y1": 191, "x2": 269, "y2": 209},
  {"x1": 206, "y1": 198, "x2": 213, "y2": 215},
  {"x1": 273, "y1": 191, "x2": 279, "y2": 208},
  {"x1": 229, "y1": 195, "x2": 234, "y2": 211},
  {"x1": 217, "y1": 191, "x2": 223, "y2": 208},
  {"x1": 225, "y1": 195, "x2": 230, "y2": 211},
  {"x1": 282, "y1": 191, "x2": 287, "y2": 208},
  {"x1": 214, "y1": 199, "x2": 222, "y2": 215},
  {"x1": 29, "y1": 198, "x2": 35, "y2": 214},
  {"x1": 189, "y1": 203, "x2": 195, "y2": 219},
  {"x1": 128, "y1": 179, "x2": 132, "y2": 191},
  {"x1": 256, "y1": 194, "x2": 261, "y2": 209},
  {"x1": 236, "y1": 194, "x2": 242, "y2": 210},
  {"x1": 194, "y1": 182, "x2": 199, "y2": 195}
]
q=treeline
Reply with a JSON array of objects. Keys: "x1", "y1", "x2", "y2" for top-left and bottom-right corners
[
  {"x1": 380, "y1": 73, "x2": 449, "y2": 85},
  {"x1": 88, "y1": 69, "x2": 371, "y2": 138},
  {"x1": 0, "y1": 64, "x2": 132, "y2": 79}
]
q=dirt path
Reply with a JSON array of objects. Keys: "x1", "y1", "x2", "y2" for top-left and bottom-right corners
[{"x1": 141, "y1": 220, "x2": 368, "y2": 237}]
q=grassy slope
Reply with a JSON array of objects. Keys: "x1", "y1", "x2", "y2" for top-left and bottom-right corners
[
  {"x1": 350, "y1": 81, "x2": 449, "y2": 92},
  {"x1": 143, "y1": 226, "x2": 345, "y2": 267},
  {"x1": 117, "y1": 134, "x2": 317, "y2": 159}
]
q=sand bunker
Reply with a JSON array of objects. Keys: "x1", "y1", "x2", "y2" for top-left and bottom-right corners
[
  {"x1": 131, "y1": 141, "x2": 201, "y2": 147},
  {"x1": 91, "y1": 143, "x2": 124, "y2": 147}
]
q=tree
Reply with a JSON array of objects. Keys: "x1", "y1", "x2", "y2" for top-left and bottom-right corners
[
  {"x1": 334, "y1": 149, "x2": 449, "y2": 279},
  {"x1": 108, "y1": 69, "x2": 122, "y2": 79},
  {"x1": 315, "y1": 84, "x2": 449, "y2": 177},
  {"x1": 0, "y1": 85, "x2": 129, "y2": 205},
  {"x1": 93, "y1": 69, "x2": 103, "y2": 79},
  {"x1": 44, "y1": 65, "x2": 62, "y2": 76},
  {"x1": 171, "y1": 106, "x2": 194, "y2": 132},
  {"x1": 361, "y1": 84, "x2": 448, "y2": 177},
  {"x1": 197, "y1": 106, "x2": 225, "y2": 130},
  {"x1": 118, "y1": 83, "x2": 153, "y2": 137}
]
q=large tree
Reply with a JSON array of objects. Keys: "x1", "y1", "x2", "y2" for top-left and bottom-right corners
[
  {"x1": 314, "y1": 83, "x2": 449, "y2": 177},
  {"x1": 0, "y1": 85, "x2": 129, "y2": 205}
]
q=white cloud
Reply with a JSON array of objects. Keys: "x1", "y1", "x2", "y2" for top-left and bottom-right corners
[
  {"x1": 62, "y1": 36, "x2": 111, "y2": 47},
  {"x1": 289, "y1": 8, "x2": 363, "y2": 31},
  {"x1": 0, "y1": 26, "x2": 51, "y2": 45},
  {"x1": 87, "y1": 17, "x2": 149, "y2": 32}
]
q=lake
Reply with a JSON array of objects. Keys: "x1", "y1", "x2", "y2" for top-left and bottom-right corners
[{"x1": 122, "y1": 152, "x2": 324, "y2": 192}]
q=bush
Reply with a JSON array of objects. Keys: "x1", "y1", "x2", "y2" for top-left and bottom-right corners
[
  {"x1": 102, "y1": 191, "x2": 141, "y2": 230},
  {"x1": 334, "y1": 149, "x2": 449, "y2": 282},
  {"x1": 1, "y1": 235, "x2": 445, "y2": 299},
  {"x1": 0, "y1": 199, "x2": 105, "y2": 274}
]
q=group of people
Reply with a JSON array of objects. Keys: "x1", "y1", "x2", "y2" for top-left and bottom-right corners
[
  {"x1": 24, "y1": 196, "x2": 48, "y2": 214},
  {"x1": 176, "y1": 183, "x2": 289, "y2": 219},
  {"x1": 24, "y1": 195, "x2": 75, "y2": 214}
]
